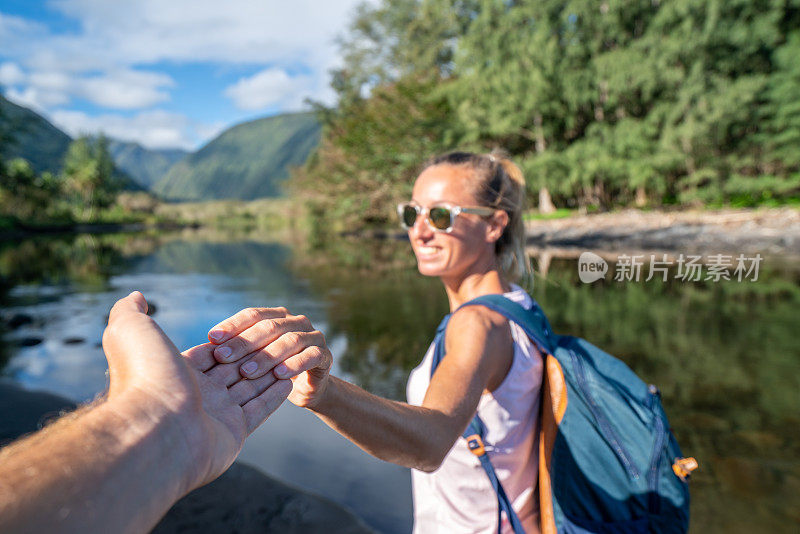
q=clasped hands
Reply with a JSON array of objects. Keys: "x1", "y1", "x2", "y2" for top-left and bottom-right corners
[
  {"x1": 103, "y1": 293, "x2": 332, "y2": 497},
  {"x1": 203, "y1": 306, "x2": 333, "y2": 409}
]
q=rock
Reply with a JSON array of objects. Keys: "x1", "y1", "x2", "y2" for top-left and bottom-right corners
[
  {"x1": 0, "y1": 381, "x2": 78, "y2": 444},
  {"x1": 7, "y1": 313, "x2": 34, "y2": 330},
  {"x1": 63, "y1": 337, "x2": 86, "y2": 345},
  {"x1": 524, "y1": 207, "x2": 800, "y2": 256},
  {"x1": 154, "y1": 463, "x2": 374, "y2": 534}
]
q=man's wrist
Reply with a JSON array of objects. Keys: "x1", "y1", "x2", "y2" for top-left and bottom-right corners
[{"x1": 99, "y1": 391, "x2": 201, "y2": 499}]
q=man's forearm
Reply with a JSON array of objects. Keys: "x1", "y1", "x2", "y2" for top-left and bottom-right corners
[{"x1": 0, "y1": 392, "x2": 195, "y2": 534}]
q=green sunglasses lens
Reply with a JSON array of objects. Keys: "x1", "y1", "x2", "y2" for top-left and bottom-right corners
[
  {"x1": 401, "y1": 205, "x2": 418, "y2": 228},
  {"x1": 429, "y1": 207, "x2": 453, "y2": 230}
]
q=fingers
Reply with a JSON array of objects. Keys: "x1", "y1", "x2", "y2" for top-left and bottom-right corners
[
  {"x1": 108, "y1": 291, "x2": 148, "y2": 324},
  {"x1": 212, "y1": 315, "x2": 313, "y2": 364},
  {"x1": 238, "y1": 330, "x2": 328, "y2": 380},
  {"x1": 228, "y1": 370, "x2": 278, "y2": 406},
  {"x1": 103, "y1": 291, "x2": 170, "y2": 354},
  {"x1": 102, "y1": 291, "x2": 183, "y2": 401},
  {"x1": 241, "y1": 379, "x2": 293, "y2": 434},
  {"x1": 205, "y1": 354, "x2": 257, "y2": 387},
  {"x1": 207, "y1": 307, "x2": 291, "y2": 344},
  {"x1": 182, "y1": 343, "x2": 217, "y2": 372},
  {"x1": 273, "y1": 345, "x2": 332, "y2": 380}
]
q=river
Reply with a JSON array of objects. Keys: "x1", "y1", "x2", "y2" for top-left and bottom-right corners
[{"x1": 1, "y1": 229, "x2": 798, "y2": 533}]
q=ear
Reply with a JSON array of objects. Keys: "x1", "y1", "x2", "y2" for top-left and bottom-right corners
[{"x1": 485, "y1": 210, "x2": 509, "y2": 244}]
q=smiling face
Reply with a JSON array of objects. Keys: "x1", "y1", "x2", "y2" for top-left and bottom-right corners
[{"x1": 408, "y1": 164, "x2": 502, "y2": 282}]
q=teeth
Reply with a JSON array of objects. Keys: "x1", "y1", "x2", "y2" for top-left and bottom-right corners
[{"x1": 418, "y1": 246, "x2": 438, "y2": 254}]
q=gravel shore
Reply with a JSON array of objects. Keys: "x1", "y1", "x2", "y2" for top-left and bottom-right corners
[{"x1": 525, "y1": 208, "x2": 800, "y2": 257}]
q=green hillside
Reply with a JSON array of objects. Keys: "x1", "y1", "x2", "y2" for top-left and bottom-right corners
[
  {"x1": 154, "y1": 112, "x2": 321, "y2": 201},
  {"x1": 0, "y1": 94, "x2": 71, "y2": 174},
  {"x1": 108, "y1": 140, "x2": 187, "y2": 190}
]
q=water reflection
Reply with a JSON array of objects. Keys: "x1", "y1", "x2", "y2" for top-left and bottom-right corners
[
  {"x1": 295, "y1": 238, "x2": 800, "y2": 533},
  {"x1": 0, "y1": 231, "x2": 798, "y2": 533},
  {"x1": 292, "y1": 239, "x2": 447, "y2": 400}
]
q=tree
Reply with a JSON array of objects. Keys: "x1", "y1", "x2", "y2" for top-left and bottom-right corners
[
  {"x1": 293, "y1": 0, "x2": 800, "y2": 229},
  {"x1": 442, "y1": 0, "x2": 563, "y2": 211},
  {"x1": 291, "y1": 0, "x2": 470, "y2": 233},
  {"x1": 748, "y1": 28, "x2": 800, "y2": 204},
  {"x1": 62, "y1": 135, "x2": 118, "y2": 220},
  {"x1": 292, "y1": 76, "x2": 456, "y2": 234},
  {"x1": 0, "y1": 158, "x2": 59, "y2": 221}
]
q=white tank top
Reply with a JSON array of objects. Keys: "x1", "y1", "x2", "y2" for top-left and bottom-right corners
[{"x1": 406, "y1": 285, "x2": 543, "y2": 534}]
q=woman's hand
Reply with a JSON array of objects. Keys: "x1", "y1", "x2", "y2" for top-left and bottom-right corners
[{"x1": 207, "y1": 307, "x2": 333, "y2": 409}]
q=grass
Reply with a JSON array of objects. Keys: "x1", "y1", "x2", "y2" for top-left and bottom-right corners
[
  {"x1": 524, "y1": 208, "x2": 576, "y2": 221},
  {"x1": 155, "y1": 198, "x2": 303, "y2": 232}
]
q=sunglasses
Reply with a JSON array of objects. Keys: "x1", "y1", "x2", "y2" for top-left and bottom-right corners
[{"x1": 397, "y1": 202, "x2": 497, "y2": 233}]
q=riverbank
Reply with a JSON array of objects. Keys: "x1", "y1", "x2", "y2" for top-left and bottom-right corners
[
  {"x1": 0, "y1": 220, "x2": 200, "y2": 241},
  {"x1": 525, "y1": 207, "x2": 800, "y2": 256},
  {"x1": 6, "y1": 206, "x2": 799, "y2": 259},
  {"x1": 0, "y1": 198, "x2": 301, "y2": 242}
]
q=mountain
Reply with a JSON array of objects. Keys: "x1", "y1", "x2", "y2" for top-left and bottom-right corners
[
  {"x1": 107, "y1": 140, "x2": 188, "y2": 190},
  {"x1": 1, "y1": 95, "x2": 322, "y2": 200},
  {"x1": 0, "y1": 94, "x2": 71, "y2": 174},
  {"x1": 0, "y1": 95, "x2": 182, "y2": 188},
  {"x1": 154, "y1": 112, "x2": 321, "y2": 201}
]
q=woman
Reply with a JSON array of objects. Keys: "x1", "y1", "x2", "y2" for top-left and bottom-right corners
[{"x1": 207, "y1": 151, "x2": 543, "y2": 533}]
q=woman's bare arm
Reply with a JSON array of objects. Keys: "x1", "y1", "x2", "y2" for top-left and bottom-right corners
[{"x1": 208, "y1": 305, "x2": 513, "y2": 471}]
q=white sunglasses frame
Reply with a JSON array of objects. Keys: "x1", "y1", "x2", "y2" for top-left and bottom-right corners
[{"x1": 397, "y1": 202, "x2": 497, "y2": 233}]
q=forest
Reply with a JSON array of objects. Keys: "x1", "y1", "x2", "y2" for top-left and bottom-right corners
[{"x1": 290, "y1": 0, "x2": 800, "y2": 233}]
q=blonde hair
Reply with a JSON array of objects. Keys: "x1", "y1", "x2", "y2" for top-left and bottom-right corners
[{"x1": 424, "y1": 150, "x2": 532, "y2": 284}]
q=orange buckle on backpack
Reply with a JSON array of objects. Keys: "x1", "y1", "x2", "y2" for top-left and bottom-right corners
[
  {"x1": 466, "y1": 434, "x2": 486, "y2": 456},
  {"x1": 672, "y1": 457, "x2": 698, "y2": 481}
]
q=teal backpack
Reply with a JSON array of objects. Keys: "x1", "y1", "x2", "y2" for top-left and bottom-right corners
[{"x1": 430, "y1": 294, "x2": 696, "y2": 534}]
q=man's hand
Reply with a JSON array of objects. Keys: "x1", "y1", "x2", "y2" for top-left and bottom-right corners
[
  {"x1": 103, "y1": 292, "x2": 293, "y2": 492},
  {"x1": 0, "y1": 291, "x2": 292, "y2": 534},
  {"x1": 205, "y1": 307, "x2": 333, "y2": 409}
]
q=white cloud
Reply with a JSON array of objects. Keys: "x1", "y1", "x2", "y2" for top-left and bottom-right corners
[
  {"x1": 224, "y1": 68, "x2": 312, "y2": 111},
  {"x1": 1, "y1": 0, "x2": 364, "y2": 112},
  {"x1": 50, "y1": 109, "x2": 217, "y2": 150},
  {"x1": 4, "y1": 66, "x2": 173, "y2": 110},
  {"x1": 79, "y1": 70, "x2": 174, "y2": 109},
  {"x1": 1, "y1": 0, "x2": 371, "y2": 146},
  {"x1": 28, "y1": 70, "x2": 71, "y2": 93},
  {"x1": 6, "y1": 86, "x2": 69, "y2": 113},
  {"x1": 0, "y1": 62, "x2": 25, "y2": 86},
  {"x1": 43, "y1": 0, "x2": 364, "y2": 70},
  {"x1": 0, "y1": 13, "x2": 48, "y2": 58},
  {"x1": 4, "y1": 0, "x2": 367, "y2": 81}
]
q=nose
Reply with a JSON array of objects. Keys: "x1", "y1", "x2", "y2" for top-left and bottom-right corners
[{"x1": 409, "y1": 209, "x2": 433, "y2": 240}]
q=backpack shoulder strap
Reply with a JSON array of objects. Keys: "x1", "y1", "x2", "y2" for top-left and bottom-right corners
[
  {"x1": 430, "y1": 293, "x2": 554, "y2": 373},
  {"x1": 428, "y1": 293, "x2": 553, "y2": 534},
  {"x1": 459, "y1": 293, "x2": 555, "y2": 355}
]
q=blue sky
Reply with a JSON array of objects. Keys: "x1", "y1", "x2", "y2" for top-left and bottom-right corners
[{"x1": 0, "y1": 0, "x2": 367, "y2": 150}]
